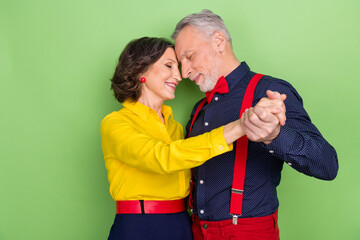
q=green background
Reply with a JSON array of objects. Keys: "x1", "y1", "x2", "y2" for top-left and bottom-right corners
[{"x1": 1, "y1": 0, "x2": 359, "y2": 239}]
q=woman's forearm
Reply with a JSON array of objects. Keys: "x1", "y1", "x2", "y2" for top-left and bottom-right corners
[{"x1": 222, "y1": 119, "x2": 245, "y2": 144}]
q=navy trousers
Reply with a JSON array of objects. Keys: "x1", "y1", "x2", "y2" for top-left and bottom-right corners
[{"x1": 108, "y1": 211, "x2": 193, "y2": 240}]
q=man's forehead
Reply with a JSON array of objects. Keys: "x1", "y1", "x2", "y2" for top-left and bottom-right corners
[
  {"x1": 175, "y1": 26, "x2": 201, "y2": 59},
  {"x1": 174, "y1": 40, "x2": 189, "y2": 61}
]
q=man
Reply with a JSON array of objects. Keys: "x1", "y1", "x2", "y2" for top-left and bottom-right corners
[{"x1": 172, "y1": 9, "x2": 338, "y2": 239}]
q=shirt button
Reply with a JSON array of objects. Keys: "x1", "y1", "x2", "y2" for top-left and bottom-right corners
[
  {"x1": 269, "y1": 150, "x2": 274, "y2": 154},
  {"x1": 214, "y1": 97, "x2": 219, "y2": 101},
  {"x1": 204, "y1": 122, "x2": 209, "y2": 126},
  {"x1": 200, "y1": 210, "x2": 204, "y2": 214},
  {"x1": 199, "y1": 180, "x2": 204, "y2": 184},
  {"x1": 202, "y1": 224, "x2": 208, "y2": 229},
  {"x1": 288, "y1": 162, "x2": 292, "y2": 166},
  {"x1": 219, "y1": 145, "x2": 224, "y2": 150}
]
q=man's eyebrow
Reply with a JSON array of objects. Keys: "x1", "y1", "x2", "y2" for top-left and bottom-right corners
[
  {"x1": 178, "y1": 53, "x2": 186, "y2": 61},
  {"x1": 178, "y1": 50, "x2": 192, "y2": 61}
]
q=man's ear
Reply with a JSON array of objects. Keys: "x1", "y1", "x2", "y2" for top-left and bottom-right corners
[{"x1": 212, "y1": 31, "x2": 227, "y2": 53}]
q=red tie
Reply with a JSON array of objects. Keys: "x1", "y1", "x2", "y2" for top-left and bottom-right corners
[{"x1": 205, "y1": 76, "x2": 229, "y2": 103}]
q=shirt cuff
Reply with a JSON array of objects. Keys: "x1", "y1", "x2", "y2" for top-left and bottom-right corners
[
  {"x1": 264, "y1": 126, "x2": 294, "y2": 163},
  {"x1": 209, "y1": 126, "x2": 233, "y2": 155}
]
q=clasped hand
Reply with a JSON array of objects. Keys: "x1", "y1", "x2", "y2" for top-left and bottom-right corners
[{"x1": 241, "y1": 90, "x2": 287, "y2": 145}]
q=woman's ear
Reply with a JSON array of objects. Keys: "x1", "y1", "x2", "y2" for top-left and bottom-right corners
[{"x1": 212, "y1": 31, "x2": 227, "y2": 53}]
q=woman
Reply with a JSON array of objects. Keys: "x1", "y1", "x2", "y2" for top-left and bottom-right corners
[{"x1": 101, "y1": 37, "x2": 282, "y2": 240}]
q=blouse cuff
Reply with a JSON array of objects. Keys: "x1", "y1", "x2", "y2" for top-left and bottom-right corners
[{"x1": 210, "y1": 126, "x2": 233, "y2": 155}]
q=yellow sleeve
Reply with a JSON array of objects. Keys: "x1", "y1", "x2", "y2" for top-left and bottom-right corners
[{"x1": 101, "y1": 115, "x2": 233, "y2": 175}]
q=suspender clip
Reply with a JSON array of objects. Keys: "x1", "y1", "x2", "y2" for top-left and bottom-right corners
[
  {"x1": 231, "y1": 188, "x2": 244, "y2": 194},
  {"x1": 232, "y1": 215, "x2": 238, "y2": 225}
]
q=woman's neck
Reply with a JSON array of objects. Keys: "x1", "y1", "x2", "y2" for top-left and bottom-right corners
[{"x1": 137, "y1": 96, "x2": 164, "y2": 123}]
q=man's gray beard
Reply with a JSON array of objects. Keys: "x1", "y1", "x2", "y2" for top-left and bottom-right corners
[{"x1": 199, "y1": 74, "x2": 218, "y2": 92}]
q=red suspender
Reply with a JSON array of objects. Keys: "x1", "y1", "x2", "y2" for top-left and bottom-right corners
[
  {"x1": 188, "y1": 98, "x2": 207, "y2": 138},
  {"x1": 230, "y1": 73, "x2": 264, "y2": 224},
  {"x1": 187, "y1": 98, "x2": 207, "y2": 209},
  {"x1": 187, "y1": 74, "x2": 264, "y2": 221}
]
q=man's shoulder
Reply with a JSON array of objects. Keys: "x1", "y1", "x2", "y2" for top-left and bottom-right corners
[
  {"x1": 258, "y1": 74, "x2": 292, "y2": 88},
  {"x1": 252, "y1": 73, "x2": 303, "y2": 104},
  {"x1": 254, "y1": 74, "x2": 297, "y2": 96}
]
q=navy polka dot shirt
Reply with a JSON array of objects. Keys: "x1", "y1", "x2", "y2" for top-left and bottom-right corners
[{"x1": 186, "y1": 62, "x2": 338, "y2": 220}]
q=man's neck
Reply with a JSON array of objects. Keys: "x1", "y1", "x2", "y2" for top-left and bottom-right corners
[{"x1": 220, "y1": 52, "x2": 241, "y2": 78}]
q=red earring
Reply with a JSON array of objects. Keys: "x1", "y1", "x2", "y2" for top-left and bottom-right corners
[{"x1": 140, "y1": 78, "x2": 146, "y2": 83}]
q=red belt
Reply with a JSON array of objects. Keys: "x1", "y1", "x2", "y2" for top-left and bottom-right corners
[{"x1": 116, "y1": 199, "x2": 185, "y2": 214}]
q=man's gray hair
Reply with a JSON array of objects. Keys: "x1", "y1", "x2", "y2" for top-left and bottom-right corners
[{"x1": 171, "y1": 9, "x2": 232, "y2": 44}]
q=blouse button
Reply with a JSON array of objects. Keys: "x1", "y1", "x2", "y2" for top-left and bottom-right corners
[{"x1": 204, "y1": 122, "x2": 209, "y2": 126}]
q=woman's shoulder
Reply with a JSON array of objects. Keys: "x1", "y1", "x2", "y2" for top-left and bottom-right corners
[{"x1": 101, "y1": 108, "x2": 134, "y2": 127}]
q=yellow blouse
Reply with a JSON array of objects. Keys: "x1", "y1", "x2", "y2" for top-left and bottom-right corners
[{"x1": 100, "y1": 100, "x2": 232, "y2": 201}]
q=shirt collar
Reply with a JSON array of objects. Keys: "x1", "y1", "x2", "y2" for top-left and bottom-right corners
[
  {"x1": 122, "y1": 100, "x2": 173, "y2": 122},
  {"x1": 205, "y1": 76, "x2": 229, "y2": 103},
  {"x1": 224, "y1": 61, "x2": 251, "y2": 91},
  {"x1": 161, "y1": 104, "x2": 173, "y2": 122}
]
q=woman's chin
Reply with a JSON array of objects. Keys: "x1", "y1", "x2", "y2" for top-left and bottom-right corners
[{"x1": 164, "y1": 93, "x2": 175, "y2": 101}]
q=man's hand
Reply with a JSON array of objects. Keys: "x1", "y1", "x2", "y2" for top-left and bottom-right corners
[
  {"x1": 241, "y1": 90, "x2": 286, "y2": 145},
  {"x1": 256, "y1": 90, "x2": 287, "y2": 126}
]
